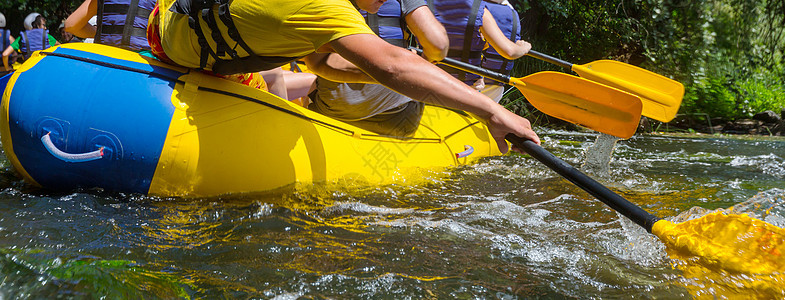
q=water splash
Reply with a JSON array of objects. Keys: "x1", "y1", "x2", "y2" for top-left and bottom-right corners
[
  {"x1": 730, "y1": 153, "x2": 785, "y2": 178},
  {"x1": 581, "y1": 133, "x2": 620, "y2": 178},
  {"x1": 731, "y1": 188, "x2": 785, "y2": 227}
]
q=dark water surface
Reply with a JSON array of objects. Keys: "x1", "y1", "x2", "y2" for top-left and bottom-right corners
[{"x1": 1, "y1": 131, "x2": 783, "y2": 299}]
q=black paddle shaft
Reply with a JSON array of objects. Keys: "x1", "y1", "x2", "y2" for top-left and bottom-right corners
[
  {"x1": 409, "y1": 48, "x2": 512, "y2": 84},
  {"x1": 526, "y1": 51, "x2": 574, "y2": 70},
  {"x1": 506, "y1": 134, "x2": 660, "y2": 232}
]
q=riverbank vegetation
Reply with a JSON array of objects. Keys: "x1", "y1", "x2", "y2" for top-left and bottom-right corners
[{"x1": 504, "y1": 0, "x2": 785, "y2": 133}]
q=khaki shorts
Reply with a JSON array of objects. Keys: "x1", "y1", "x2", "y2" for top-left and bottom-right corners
[{"x1": 310, "y1": 95, "x2": 424, "y2": 137}]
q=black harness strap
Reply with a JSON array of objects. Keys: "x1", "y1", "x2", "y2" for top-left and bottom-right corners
[
  {"x1": 484, "y1": 53, "x2": 504, "y2": 60},
  {"x1": 377, "y1": 17, "x2": 403, "y2": 28},
  {"x1": 365, "y1": 14, "x2": 406, "y2": 47},
  {"x1": 96, "y1": 0, "x2": 105, "y2": 44},
  {"x1": 459, "y1": 0, "x2": 482, "y2": 82},
  {"x1": 202, "y1": 4, "x2": 231, "y2": 58},
  {"x1": 122, "y1": 0, "x2": 141, "y2": 46},
  {"x1": 211, "y1": 1, "x2": 299, "y2": 75},
  {"x1": 174, "y1": 0, "x2": 300, "y2": 74},
  {"x1": 216, "y1": 1, "x2": 255, "y2": 61},
  {"x1": 21, "y1": 32, "x2": 29, "y2": 59},
  {"x1": 21, "y1": 32, "x2": 29, "y2": 58},
  {"x1": 186, "y1": 0, "x2": 216, "y2": 70},
  {"x1": 2, "y1": 30, "x2": 8, "y2": 50},
  {"x1": 366, "y1": 14, "x2": 380, "y2": 36},
  {"x1": 383, "y1": 17, "x2": 406, "y2": 47}
]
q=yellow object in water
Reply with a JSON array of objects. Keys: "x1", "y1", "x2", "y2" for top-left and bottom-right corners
[
  {"x1": 653, "y1": 212, "x2": 785, "y2": 297},
  {"x1": 504, "y1": 135, "x2": 784, "y2": 297},
  {"x1": 653, "y1": 212, "x2": 784, "y2": 274}
]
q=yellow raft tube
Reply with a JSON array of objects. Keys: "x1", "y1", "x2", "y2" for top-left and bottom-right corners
[{"x1": 0, "y1": 43, "x2": 501, "y2": 197}]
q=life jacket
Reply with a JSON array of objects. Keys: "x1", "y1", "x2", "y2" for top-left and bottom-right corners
[
  {"x1": 427, "y1": 0, "x2": 486, "y2": 84},
  {"x1": 168, "y1": 0, "x2": 300, "y2": 75},
  {"x1": 19, "y1": 29, "x2": 50, "y2": 59},
  {"x1": 1, "y1": 29, "x2": 11, "y2": 51},
  {"x1": 96, "y1": 0, "x2": 156, "y2": 51},
  {"x1": 481, "y1": 2, "x2": 519, "y2": 84},
  {"x1": 359, "y1": 0, "x2": 407, "y2": 47}
]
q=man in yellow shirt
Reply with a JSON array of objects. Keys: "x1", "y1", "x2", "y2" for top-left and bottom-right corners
[{"x1": 149, "y1": 0, "x2": 540, "y2": 153}]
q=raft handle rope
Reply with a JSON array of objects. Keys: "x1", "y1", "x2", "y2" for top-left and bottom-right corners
[{"x1": 41, "y1": 132, "x2": 104, "y2": 163}]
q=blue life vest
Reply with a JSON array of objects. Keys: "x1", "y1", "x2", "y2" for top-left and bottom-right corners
[
  {"x1": 427, "y1": 0, "x2": 486, "y2": 84},
  {"x1": 96, "y1": 0, "x2": 156, "y2": 51},
  {"x1": 359, "y1": 0, "x2": 406, "y2": 47},
  {"x1": 1, "y1": 29, "x2": 11, "y2": 51},
  {"x1": 482, "y1": 2, "x2": 519, "y2": 83},
  {"x1": 20, "y1": 29, "x2": 50, "y2": 59}
]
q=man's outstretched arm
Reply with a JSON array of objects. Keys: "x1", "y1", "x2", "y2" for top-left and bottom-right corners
[{"x1": 328, "y1": 33, "x2": 540, "y2": 153}]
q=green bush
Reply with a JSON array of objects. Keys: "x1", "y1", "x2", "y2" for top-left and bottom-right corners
[
  {"x1": 679, "y1": 65, "x2": 785, "y2": 120},
  {"x1": 682, "y1": 75, "x2": 739, "y2": 120},
  {"x1": 737, "y1": 67, "x2": 785, "y2": 117},
  {"x1": 514, "y1": 0, "x2": 785, "y2": 123}
]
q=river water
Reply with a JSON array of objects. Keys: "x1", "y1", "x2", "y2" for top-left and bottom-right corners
[{"x1": 0, "y1": 130, "x2": 783, "y2": 298}]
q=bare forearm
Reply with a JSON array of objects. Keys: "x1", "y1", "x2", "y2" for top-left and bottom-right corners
[
  {"x1": 68, "y1": 24, "x2": 96, "y2": 39},
  {"x1": 333, "y1": 37, "x2": 499, "y2": 119},
  {"x1": 496, "y1": 40, "x2": 530, "y2": 60},
  {"x1": 303, "y1": 52, "x2": 376, "y2": 84},
  {"x1": 65, "y1": 0, "x2": 98, "y2": 39},
  {"x1": 330, "y1": 34, "x2": 540, "y2": 152},
  {"x1": 406, "y1": 6, "x2": 448, "y2": 62},
  {"x1": 481, "y1": 10, "x2": 530, "y2": 60},
  {"x1": 2, "y1": 46, "x2": 12, "y2": 69}
]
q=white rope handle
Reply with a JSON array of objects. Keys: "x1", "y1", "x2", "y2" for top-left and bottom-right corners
[{"x1": 41, "y1": 133, "x2": 104, "y2": 163}]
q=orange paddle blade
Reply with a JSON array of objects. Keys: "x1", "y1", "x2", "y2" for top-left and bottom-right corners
[{"x1": 511, "y1": 72, "x2": 643, "y2": 139}]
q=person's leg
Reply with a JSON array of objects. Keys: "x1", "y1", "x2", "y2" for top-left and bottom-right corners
[
  {"x1": 345, "y1": 101, "x2": 424, "y2": 137},
  {"x1": 283, "y1": 70, "x2": 316, "y2": 101},
  {"x1": 260, "y1": 67, "x2": 288, "y2": 99},
  {"x1": 309, "y1": 81, "x2": 423, "y2": 136}
]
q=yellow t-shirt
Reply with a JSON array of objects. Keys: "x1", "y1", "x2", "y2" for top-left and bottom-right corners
[{"x1": 158, "y1": 0, "x2": 375, "y2": 71}]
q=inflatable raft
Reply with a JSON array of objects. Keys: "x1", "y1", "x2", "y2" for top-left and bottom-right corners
[{"x1": 0, "y1": 43, "x2": 501, "y2": 197}]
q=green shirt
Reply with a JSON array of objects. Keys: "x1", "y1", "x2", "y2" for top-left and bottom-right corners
[{"x1": 11, "y1": 34, "x2": 57, "y2": 51}]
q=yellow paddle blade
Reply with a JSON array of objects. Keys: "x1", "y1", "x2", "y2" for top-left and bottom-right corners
[
  {"x1": 652, "y1": 212, "x2": 785, "y2": 274},
  {"x1": 572, "y1": 60, "x2": 684, "y2": 122},
  {"x1": 511, "y1": 71, "x2": 642, "y2": 139},
  {"x1": 652, "y1": 212, "x2": 785, "y2": 297}
]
